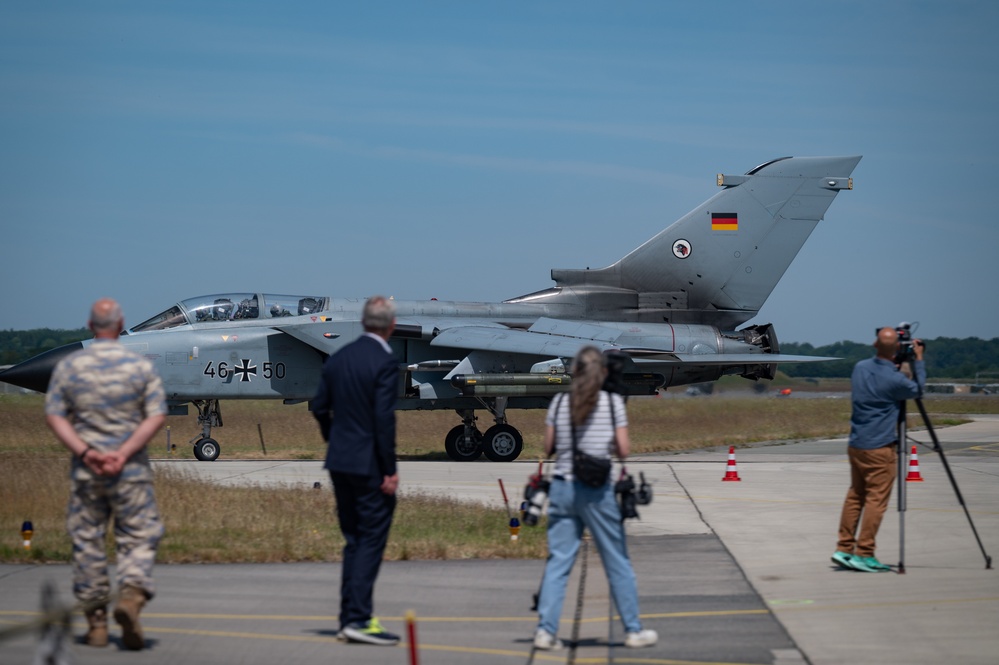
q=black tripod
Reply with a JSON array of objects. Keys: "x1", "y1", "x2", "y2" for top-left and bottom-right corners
[{"x1": 896, "y1": 375, "x2": 993, "y2": 573}]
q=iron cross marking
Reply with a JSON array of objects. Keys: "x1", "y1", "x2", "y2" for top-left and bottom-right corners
[{"x1": 234, "y1": 359, "x2": 257, "y2": 382}]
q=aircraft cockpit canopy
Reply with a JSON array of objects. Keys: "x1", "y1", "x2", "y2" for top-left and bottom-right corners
[{"x1": 130, "y1": 294, "x2": 328, "y2": 333}]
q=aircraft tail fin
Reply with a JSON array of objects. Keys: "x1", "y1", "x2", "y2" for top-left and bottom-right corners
[{"x1": 522, "y1": 156, "x2": 861, "y2": 327}]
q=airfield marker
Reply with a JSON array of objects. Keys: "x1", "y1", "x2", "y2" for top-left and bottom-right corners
[
  {"x1": 257, "y1": 423, "x2": 267, "y2": 455},
  {"x1": 406, "y1": 609, "x2": 420, "y2": 665},
  {"x1": 498, "y1": 479, "x2": 520, "y2": 540},
  {"x1": 722, "y1": 446, "x2": 742, "y2": 481},
  {"x1": 906, "y1": 446, "x2": 925, "y2": 482}
]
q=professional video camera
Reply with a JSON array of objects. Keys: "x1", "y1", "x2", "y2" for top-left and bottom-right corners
[
  {"x1": 602, "y1": 350, "x2": 629, "y2": 395},
  {"x1": 888, "y1": 321, "x2": 925, "y2": 364},
  {"x1": 523, "y1": 473, "x2": 550, "y2": 527},
  {"x1": 615, "y1": 470, "x2": 652, "y2": 520}
]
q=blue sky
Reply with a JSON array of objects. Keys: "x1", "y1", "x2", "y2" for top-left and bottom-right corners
[{"x1": 2, "y1": 1, "x2": 997, "y2": 345}]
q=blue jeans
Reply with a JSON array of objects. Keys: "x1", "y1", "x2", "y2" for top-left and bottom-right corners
[{"x1": 536, "y1": 478, "x2": 642, "y2": 635}]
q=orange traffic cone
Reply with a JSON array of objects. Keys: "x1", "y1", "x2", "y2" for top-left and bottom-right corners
[
  {"x1": 905, "y1": 445, "x2": 924, "y2": 482},
  {"x1": 722, "y1": 446, "x2": 741, "y2": 481}
]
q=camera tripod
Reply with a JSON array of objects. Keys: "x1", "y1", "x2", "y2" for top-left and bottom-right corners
[{"x1": 896, "y1": 376, "x2": 993, "y2": 572}]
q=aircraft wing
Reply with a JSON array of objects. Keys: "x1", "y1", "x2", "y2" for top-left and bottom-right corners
[
  {"x1": 429, "y1": 325, "x2": 622, "y2": 357},
  {"x1": 428, "y1": 316, "x2": 677, "y2": 357},
  {"x1": 428, "y1": 318, "x2": 826, "y2": 363},
  {"x1": 668, "y1": 353, "x2": 837, "y2": 364}
]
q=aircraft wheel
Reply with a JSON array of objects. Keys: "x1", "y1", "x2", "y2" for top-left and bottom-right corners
[
  {"x1": 194, "y1": 437, "x2": 221, "y2": 462},
  {"x1": 444, "y1": 425, "x2": 483, "y2": 461},
  {"x1": 482, "y1": 424, "x2": 523, "y2": 462}
]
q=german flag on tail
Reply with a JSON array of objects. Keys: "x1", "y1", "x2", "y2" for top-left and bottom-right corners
[{"x1": 711, "y1": 212, "x2": 738, "y2": 231}]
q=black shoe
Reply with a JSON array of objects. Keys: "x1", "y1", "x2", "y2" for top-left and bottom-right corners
[{"x1": 341, "y1": 617, "x2": 400, "y2": 646}]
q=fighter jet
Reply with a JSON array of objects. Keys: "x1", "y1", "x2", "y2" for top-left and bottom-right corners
[{"x1": 1, "y1": 155, "x2": 860, "y2": 462}]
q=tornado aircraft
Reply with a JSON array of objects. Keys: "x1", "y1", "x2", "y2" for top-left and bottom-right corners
[{"x1": 1, "y1": 155, "x2": 861, "y2": 462}]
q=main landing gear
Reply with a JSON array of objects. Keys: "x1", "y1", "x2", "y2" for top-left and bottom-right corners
[
  {"x1": 191, "y1": 399, "x2": 222, "y2": 461},
  {"x1": 443, "y1": 399, "x2": 524, "y2": 462}
]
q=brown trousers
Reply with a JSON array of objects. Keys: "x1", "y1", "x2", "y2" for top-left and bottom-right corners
[{"x1": 837, "y1": 445, "x2": 897, "y2": 558}]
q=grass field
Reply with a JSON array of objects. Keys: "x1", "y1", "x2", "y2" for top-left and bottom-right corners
[{"x1": 2, "y1": 389, "x2": 995, "y2": 564}]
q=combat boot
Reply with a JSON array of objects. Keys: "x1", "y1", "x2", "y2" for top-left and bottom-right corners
[
  {"x1": 84, "y1": 606, "x2": 109, "y2": 647},
  {"x1": 113, "y1": 586, "x2": 147, "y2": 650}
]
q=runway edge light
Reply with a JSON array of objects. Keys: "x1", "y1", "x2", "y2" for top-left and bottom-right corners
[{"x1": 21, "y1": 520, "x2": 33, "y2": 550}]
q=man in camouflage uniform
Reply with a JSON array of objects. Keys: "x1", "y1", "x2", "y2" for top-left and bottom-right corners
[{"x1": 45, "y1": 298, "x2": 167, "y2": 650}]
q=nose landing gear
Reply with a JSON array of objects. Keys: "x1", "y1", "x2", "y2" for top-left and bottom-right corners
[{"x1": 191, "y1": 400, "x2": 222, "y2": 461}]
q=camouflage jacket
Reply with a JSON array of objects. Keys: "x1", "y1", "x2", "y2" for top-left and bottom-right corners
[{"x1": 45, "y1": 339, "x2": 166, "y2": 481}]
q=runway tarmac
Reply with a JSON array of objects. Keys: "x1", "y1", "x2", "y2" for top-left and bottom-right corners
[{"x1": 2, "y1": 416, "x2": 997, "y2": 664}]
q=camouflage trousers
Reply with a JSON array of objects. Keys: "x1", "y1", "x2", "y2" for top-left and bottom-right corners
[{"x1": 67, "y1": 478, "x2": 164, "y2": 604}]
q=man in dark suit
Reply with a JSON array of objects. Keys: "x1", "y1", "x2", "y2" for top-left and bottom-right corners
[{"x1": 312, "y1": 295, "x2": 400, "y2": 646}]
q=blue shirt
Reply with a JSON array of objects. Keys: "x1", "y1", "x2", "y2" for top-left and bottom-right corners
[{"x1": 848, "y1": 356, "x2": 925, "y2": 450}]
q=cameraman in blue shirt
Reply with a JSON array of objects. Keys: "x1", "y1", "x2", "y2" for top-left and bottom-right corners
[{"x1": 832, "y1": 327, "x2": 925, "y2": 572}]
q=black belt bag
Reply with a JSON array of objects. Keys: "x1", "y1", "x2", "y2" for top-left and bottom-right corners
[{"x1": 572, "y1": 449, "x2": 612, "y2": 487}]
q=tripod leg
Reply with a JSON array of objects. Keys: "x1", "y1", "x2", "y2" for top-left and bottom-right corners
[
  {"x1": 897, "y1": 402, "x2": 907, "y2": 574},
  {"x1": 568, "y1": 536, "x2": 589, "y2": 665},
  {"x1": 912, "y1": 397, "x2": 993, "y2": 569}
]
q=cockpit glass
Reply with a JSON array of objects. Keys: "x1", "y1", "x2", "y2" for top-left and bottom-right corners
[
  {"x1": 185, "y1": 294, "x2": 260, "y2": 322},
  {"x1": 131, "y1": 294, "x2": 328, "y2": 332},
  {"x1": 131, "y1": 306, "x2": 187, "y2": 333},
  {"x1": 263, "y1": 294, "x2": 326, "y2": 318}
]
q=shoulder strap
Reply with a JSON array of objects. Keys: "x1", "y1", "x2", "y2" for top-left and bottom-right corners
[
  {"x1": 566, "y1": 391, "x2": 618, "y2": 456},
  {"x1": 605, "y1": 390, "x2": 617, "y2": 429}
]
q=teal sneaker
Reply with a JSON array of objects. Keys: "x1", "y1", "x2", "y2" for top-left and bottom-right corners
[
  {"x1": 857, "y1": 555, "x2": 892, "y2": 572},
  {"x1": 844, "y1": 556, "x2": 877, "y2": 572},
  {"x1": 830, "y1": 551, "x2": 855, "y2": 570},
  {"x1": 845, "y1": 556, "x2": 891, "y2": 573}
]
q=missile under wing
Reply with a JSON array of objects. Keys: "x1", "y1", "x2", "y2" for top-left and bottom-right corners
[{"x1": 1, "y1": 155, "x2": 860, "y2": 462}]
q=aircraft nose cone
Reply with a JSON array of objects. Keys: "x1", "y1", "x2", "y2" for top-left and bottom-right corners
[{"x1": 0, "y1": 342, "x2": 84, "y2": 393}]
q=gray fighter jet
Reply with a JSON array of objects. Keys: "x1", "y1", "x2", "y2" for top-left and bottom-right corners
[{"x1": 1, "y1": 155, "x2": 860, "y2": 462}]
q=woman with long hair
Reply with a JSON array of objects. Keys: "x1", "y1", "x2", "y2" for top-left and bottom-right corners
[{"x1": 532, "y1": 345, "x2": 657, "y2": 650}]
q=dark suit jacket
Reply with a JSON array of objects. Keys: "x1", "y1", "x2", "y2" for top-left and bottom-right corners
[{"x1": 312, "y1": 334, "x2": 399, "y2": 479}]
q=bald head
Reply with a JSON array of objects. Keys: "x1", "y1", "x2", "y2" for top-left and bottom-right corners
[
  {"x1": 89, "y1": 298, "x2": 124, "y2": 338},
  {"x1": 874, "y1": 327, "x2": 899, "y2": 360}
]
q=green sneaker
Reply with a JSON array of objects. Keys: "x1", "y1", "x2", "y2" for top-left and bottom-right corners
[
  {"x1": 341, "y1": 617, "x2": 400, "y2": 646},
  {"x1": 843, "y1": 556, "x2": 878, "y2": 572},
  {"x1": 830, "y1": 551, "x2": 854, "y2": 570},
  {"x1": 858, "y1": 555, "x2": 892, "y2": 572}
]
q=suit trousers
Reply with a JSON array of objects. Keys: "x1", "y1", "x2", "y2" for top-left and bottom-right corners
[
  {"x1": 837, "y1": 445, "x2": 898, "y2": 558},
  {"x1": 330, "y1": 471, "x2": 396, "y2": 628}
]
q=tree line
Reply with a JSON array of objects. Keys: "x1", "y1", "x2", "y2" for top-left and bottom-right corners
[
  {"x1": 2, "y1": 328, "x2": 998, "y2": 380},
  {"x1": 780, "y1": 337, "x2": 999, "y2": 380},
  {"x1": 0, "y1": 329, "x2": 90, "y2": 366}
]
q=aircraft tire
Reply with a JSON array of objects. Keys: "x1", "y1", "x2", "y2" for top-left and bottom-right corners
[
  {"x1": 482, "y1": 424, "x2": 523, "y2": 462},
  {"x1": 194, "y1": 437, "x2": 221, "y2": 462},
  {"x1": 444, "y1": 425, "x2": 483, "y2": 461}
]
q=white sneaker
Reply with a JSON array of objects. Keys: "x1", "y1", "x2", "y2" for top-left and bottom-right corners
[
  {"x1": 625, "y1": 628, "x2": 658, "y2": 648},
  {"x1": 534, "y1": 628, "x2": 563, "y2": 650}
]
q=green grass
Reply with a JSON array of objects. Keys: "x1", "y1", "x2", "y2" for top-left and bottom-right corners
[
  {"x1": 3, "y1": 388, "x2": 996, "y2": 563},
  {"x1": 1, "y1": 454, "x2": 547, "y2": 564}
]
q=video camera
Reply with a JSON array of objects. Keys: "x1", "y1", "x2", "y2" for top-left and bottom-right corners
[
  {"x1": 522, "y1": 473, "x2": 550, "y2": 527},
  {"x1": 615, "y1": 470, "x2": 652, "y2": 520},
  {"x1": 602, "y1": 350, "x2": 629, "y2": 395},
  {"x1": 885, "y1": 322, "x2": 925, "y2": 364}
]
